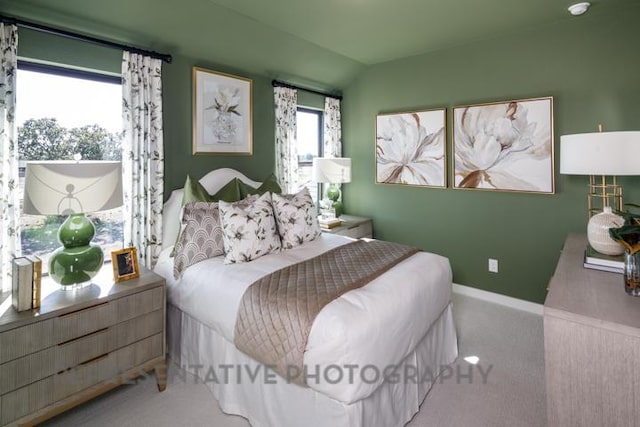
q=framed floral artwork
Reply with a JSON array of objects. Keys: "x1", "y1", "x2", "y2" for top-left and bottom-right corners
[
  {"x1": 376, "y1": 108, "x2": 446, "y2": 187},
  {"x1": 192, "y1": 67, "x2": 253, "y2": 155},
  {"x1": 453, "y1": 96, "x2": 554, "y2": 193}
]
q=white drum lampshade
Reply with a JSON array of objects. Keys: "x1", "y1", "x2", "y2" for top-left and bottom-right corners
[
  {"x1": 560, "y1": 130, "x2": 640, "y2": 255},
  {"x1": 23, "y1": 161, "x2": 123, "y2": 216},
  {"x1": 313, "y1": 157, "x2": 352, "y2": 184}
]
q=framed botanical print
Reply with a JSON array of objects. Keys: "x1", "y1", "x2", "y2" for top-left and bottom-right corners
[
  {"x1": 376, "y1": 107, "x2": 446, "y2": 188},
  {"x1": 192, "y1": 67, "x2": 253, "y2": 155},
  {"x1": 452, "y1": 96, "x2": 554, "y2": 193}
]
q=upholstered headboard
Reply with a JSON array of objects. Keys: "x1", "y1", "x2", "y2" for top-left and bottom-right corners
[{"x1": 161, "y1": 168, "x2": 261, "y2": 250}]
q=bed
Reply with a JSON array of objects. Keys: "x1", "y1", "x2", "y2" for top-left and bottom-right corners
[{"x1": 153, "y1": 168, "x2": 458, "y2": 427}]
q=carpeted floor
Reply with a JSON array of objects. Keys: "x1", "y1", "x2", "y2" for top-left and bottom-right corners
[{"x1": 42, "y1": 293, "x2": 546, "y2": 427}]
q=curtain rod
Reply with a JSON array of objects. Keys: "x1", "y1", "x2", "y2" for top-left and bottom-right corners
[
  {"x1": 1, "y1": 15, "x2": 172, "y2": 63},
  {"x1": 272, "y1": 80, "x2": 342, "y2": 100}
]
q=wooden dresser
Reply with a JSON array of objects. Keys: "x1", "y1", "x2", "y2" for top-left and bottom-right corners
[
  {"x1": 544, "y1": 234, "x2": 640, "y2": 426},
  {"x1": 0, "y1": 266, "x2": 166, "y2": 426},
  {"x1": 322, "y1": 215, "x2": 373, "y2": 239}
]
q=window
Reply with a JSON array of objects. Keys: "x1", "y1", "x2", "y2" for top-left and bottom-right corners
[
  {"x1": 296, "y1": 108, "x2": 323, "y2": 202},
  {"x1": 16, "y1": 63, "x2": 123, "y2": 273}
]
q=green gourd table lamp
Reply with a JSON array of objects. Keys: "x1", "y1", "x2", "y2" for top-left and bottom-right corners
[
  {"x1": 313, "y1": 157, "x2": 351, "y2": 218},
  {"x1": 23, "y1": 160, "x2": 123, "y2": 287}
]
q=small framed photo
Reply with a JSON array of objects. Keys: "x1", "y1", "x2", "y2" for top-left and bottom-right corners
[
  {"x1": 192, "y1": 66, "x2": 253, "y2": 155},
  {"x1": 111, "y1": 247, "x2": 140, "y2": 283}
]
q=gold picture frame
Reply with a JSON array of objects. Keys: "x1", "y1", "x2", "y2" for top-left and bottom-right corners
[
  {"x1": 192, "y1": 66, "x2": 253, "y2": 155},
  {"x1": 375, "y1": 107, "x2": 447, "y2": 188},
  {"x1": 111, "y1": 247, "x2": 140, "y2": 283},
  {"x1": 452, "y1": 96, "x2": 555, "y2": 194}
]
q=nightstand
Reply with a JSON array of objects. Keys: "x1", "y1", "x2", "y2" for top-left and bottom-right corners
[
  {"x1": 322, "y1": 215, "x2": 373, "y2": 239},
  {"x1": 0, "y1": 264, "x2": 166, "y2": 426}
]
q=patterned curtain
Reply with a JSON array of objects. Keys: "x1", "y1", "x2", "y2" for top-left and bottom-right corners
[
  {"x1": 0, "y1": 24, "x2": 18, "y2": 292},
  {"x1": 122, "y1": 52, "x2": 164, "y2": 268},
  {"x1": 323, "y1": 97, "x2": 342, "y2": 158},
  {"x1": 274, "y1": 87, "x2": 298, "y2": 193},
  {"x1": 323, "y1": 97, "x2": 343, "y2": 198}
]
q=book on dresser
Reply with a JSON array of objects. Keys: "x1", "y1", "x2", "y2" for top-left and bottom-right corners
[
  {"x1": 318, "y1": 217, "x2": 342, "y2": 230},
  {"x1": 583, "y1": 245, "x2": 624, "y2": 274},
  {"x1": 26, "y1": 254, "x2": 42, "y2": 309},
  {"x1": 11, "y1": 256, "x2": 33, "y2": 312}
]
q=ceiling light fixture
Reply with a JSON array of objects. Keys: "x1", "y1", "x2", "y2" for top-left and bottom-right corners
[{"x1": 568, "y1": 2, "x2": 590, "y2": 16}]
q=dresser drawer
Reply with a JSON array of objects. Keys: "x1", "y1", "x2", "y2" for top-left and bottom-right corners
[
  {"x1": 52, "y1": 332, "x2": 163, "y2": 402},
  {"x1": 0, "y1": 347, "x2": 56, "y2": 395},
  {"x1": 0, "y1": 320, "x2": 54, "y2": 364},
  {"x1": 339, "y1": 221, "x2": 373, "y2": 239},
  {"x1": 116, "y1": 287, "x2": 164, "y2": 322},
  {"x1": 55, "y1": 302, "x2": 117, "y2": 343},
  {"x1": 115, "y1": 333, "x2": 163, "y2": 374},
  {"x1": 55, "y1": 328, "x2": 117, "y2": 373},
  {"x1": 54, "y1": 352, "x2": 117, "y2": 401},
  {"x1": 54, "y1": 308, "x2": 165, "y2": 375},
  {"x1": 115, "y1": 309, "x2": 164, "y2": 349},
  {"x1": 1, "y1": 377, "x2": 53, "y2": 425}
]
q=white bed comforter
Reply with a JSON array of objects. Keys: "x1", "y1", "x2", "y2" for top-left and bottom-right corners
[{"x1": 154, "y1": 234, "x2": 452, "y2": 404}]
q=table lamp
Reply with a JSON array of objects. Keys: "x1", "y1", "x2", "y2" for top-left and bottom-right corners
[
  {"x1": 560, "y1": 128, "x2": 640, "y2": 255},
  {"x1": 23, "y1": 160, "x2": 123, "y2": 286},
  {"x1": 313, "y1": 157, "x2": 351, "y2": 218}
]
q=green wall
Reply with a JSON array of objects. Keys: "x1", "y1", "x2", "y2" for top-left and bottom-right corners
[
  {"x1": 17, "y1": 28, "x2": 277, "y2": 199},
  {"x1": 18, "y1": 28, "x2": 121, "y2": 74},
  {"x1": 342, "y1": 5, "x2": 640, "y2": 303}
]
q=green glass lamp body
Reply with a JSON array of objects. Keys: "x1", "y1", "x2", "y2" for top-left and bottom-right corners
[
  {"x1": 49, "y1": 213, "x2": 103, "y2": 286},
  {"x1": 326, "y1": 183, "x2": 344, "y2": 218}
]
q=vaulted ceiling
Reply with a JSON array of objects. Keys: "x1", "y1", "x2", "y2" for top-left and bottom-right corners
[{"x1": 0, "y1": 0, "x2": 635, "y2": 89}]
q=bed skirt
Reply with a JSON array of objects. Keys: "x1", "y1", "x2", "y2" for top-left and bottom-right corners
[{"x1": 167, "y1": 302, "x2": 458, "y2": 427}]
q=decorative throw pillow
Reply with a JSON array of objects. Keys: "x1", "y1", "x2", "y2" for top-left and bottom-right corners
[
  {"x1": 238, "y1": 173, "x2": 283, "y2": 198},
  {"x1": 219, "y1": 192, "x2": 281, "y2": 264},
  {"x1": 272, "y1": 187, "x2": 321, "y2": 249},
  {"x1": 173, "y1": 202, "x2": 224, "y2": 279},
  {"x1": 183, "y1": 175, "x2": 242, "y2": 204},
  {"x1": 171, "y1": 175, "x2": 242, "y2": 256}
]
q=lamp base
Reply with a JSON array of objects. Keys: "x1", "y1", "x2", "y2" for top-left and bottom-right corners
[
  {"x1": 49, "y1": 213, "x2": 104, "y2": 286},
  {"x1": 49, "y1": 244, "x2": 104, "y2": 286},
  {"x1": 325, "y1": 183, "x2": 344, "y2": 218},
  {"x1": 587, "y1": 206, "x2": 625, "y2": 256},
  {"x1": 331, "y1": 201, "x2": 344, "y2": 218}
]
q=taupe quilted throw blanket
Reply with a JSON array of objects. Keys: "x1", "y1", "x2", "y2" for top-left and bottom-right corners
[{"x1": 233, "y1": 239, "x2": 419, "y2": 385}]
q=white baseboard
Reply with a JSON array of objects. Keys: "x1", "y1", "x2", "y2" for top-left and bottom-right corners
[{"x1": 452, "y1": 283, "x2": 543, "y2": 316}]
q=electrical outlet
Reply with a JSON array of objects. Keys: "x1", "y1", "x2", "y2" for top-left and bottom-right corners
[{"x1": 488, "y1": 258, "x2": 498, "y2": 273}]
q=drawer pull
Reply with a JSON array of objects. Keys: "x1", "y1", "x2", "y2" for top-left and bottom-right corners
[
  {"x1": 57, "y1": 327, "x2": 109, "y2": 346},
  {"x1": 56, "y1": 352, "x2": 109, "y2": 374},
  {"x1": 58, "y1": 302, "x2": 110, "y2": 319},
  {"x1": 79, "y1": 353, "x2": 109, "y2": 366}
]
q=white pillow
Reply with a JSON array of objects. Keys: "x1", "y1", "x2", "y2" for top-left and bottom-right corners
[
  {"x1": 272, "y1": 187, "x2": 321, "y2": 249},
  {"x1": 219, "y1": 193, "x2": 281, "y2": 264}
]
